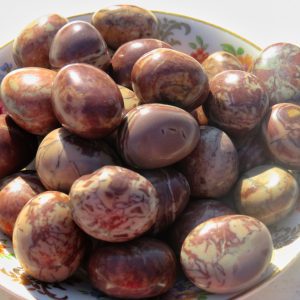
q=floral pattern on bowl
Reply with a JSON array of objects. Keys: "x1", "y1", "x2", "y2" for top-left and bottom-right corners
[{"x1": 0, "y1": 10, "x2": 299, "y2": 300}]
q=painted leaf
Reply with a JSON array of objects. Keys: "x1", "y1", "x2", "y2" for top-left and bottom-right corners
[
  {"x1": 237, "y1": 47, "x2": 245, "y2": 55},
  {"x1": 221, "y1": 43, "x2": 236, "y2": 55},
  {"x1": 196, "y1": 35, "x2": 204, "y2": 46},
  {"x1": 189, "y1": 42, "x2": 198, "y2": 49}
]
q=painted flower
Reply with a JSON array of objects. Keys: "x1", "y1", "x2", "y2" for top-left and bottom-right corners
[
  {"x1": 190, "y1": 36, "x2": 209, "y2": 63},
  {"x1": 221, "y1": 43, "x2": 254, "y2": 70}
]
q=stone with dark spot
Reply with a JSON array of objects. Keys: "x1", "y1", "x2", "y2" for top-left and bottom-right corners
[{"x1": 117, "y1": 103, "x2": 200, "y2": 169}]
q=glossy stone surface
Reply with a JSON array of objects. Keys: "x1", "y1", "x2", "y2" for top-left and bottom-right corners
[
  {"x1": 36, "y1": 127, "x2": 120, "y2": 193},
  {"x1": 49, "y1": 21, "x2": 110, "y2": 70},
  {"x1": 13, "y1": 14, "x2": 68, "y2": 68},
  {"x1": 0, "y1": 115, "x2": 37, "y2": 179},
  {"x1": 139, "y1": 167, "x2": 190, "y2": 235},
  {"x1": 132, "y1": 48, "x2": 209, "y2": 110},
  {"x1": 52, "y1": 63, "x2": 124, "y2": 139},
  {"x1": 0, "y1": 171, "x2": 45, "y2": 237},
  {"x1": 202, "y1": 51, "x2": 244, "y2": 80},
  {"x1": 206, "y1": 70, "x2": 269, "y2": 136},
  {"x1": 234, "y1": 129, "x2": 269, "y2": 173},
  {"x1": 70, "y1": 166, "x2": 159, "y2": 242},
  {"x1": 262, "y1": 103, "x2": 300, "y2": 169},
  {"x1": 117, "y1": 104, "x2": 199, "y2": 169},
  {"x1": 118, "y1": 85, "x2": 140, "y2": 114},
  {"x1": 190, "y1": 105, "x2": 209, "y2": 126},
  {"x1": 168, "y1": 199, "x2": 234, "y2": 256},
  {"x1": 1, "y1": 67, "x2": 58, "y2": 135},
  {"x1": 235, "y1": 165, "x2": 299, "y2": 225},
  {"x1": 181, "y1": 214, "x2": 273, "y2": 294},
  {"x1": 112, "y1": 39, "x2": 172, "y2": 88},
  {"x1": 251, "y1": 42, "x2": 300, "y2": 106},
  {"x1": 13, "y1": 191, "x2": 86, "y2": 282},
  {"x1": 88, "y1": 238, "x2": 176, "y2": 298},
  {"x1": 92, "y1": 5, "x2": 158, "y2": 50},
  {"x1": 177, "y1": 126, "x2": 239, "y2": 198}
]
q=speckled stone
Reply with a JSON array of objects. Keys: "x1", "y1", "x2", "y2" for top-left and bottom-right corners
[
  {"x1": 118, "y1": 85, "x2": 140, "y2": 114},
  {"x1": 168, "y1": 199, "x2": 234, "y2": 256},
  {"x1": 202, "y1": 51, "x2": 244, "y2": 81},
  {"x1": 132, "y1": 48, "x2": 209, "y2": 111},
  {"x1": 69, "y1": 166, "x2": 159, "y2": 242},
  {"x1": 0, "y1": 115, "x2": 37, "y2": 179},
  {"x1": 181, "y1": 214, "x2": 273, "y2": 294},
  {"x1": 13, "y1": 14, "x2": 68, "y2": 68},
  {"x1": 234, "y1": 165, "x2": 299, "y2": 225},
  {"x1": 206, "y1": 70, "x2": 269, "y2": 137},
  {"x1": 251, "y1": 42, "x2": 300, "y2": 106},
  {"x1": 13, "y1": 191, "x2": 86, "y2": 282},
  {"x1": 177, "y1": 126, "x2": 239, "y2": 198},
  {"x1": 35, "y1": 127, "x2": 120, "y2": 193},
  {"x1": 139, "y1": 167, "x2": 190, "y2": 235},
  {"x1": 112, "y1": 39, "x2": 172, "y2": 88},
  {"x1": 52, "y1": 63, "x2": 124, "y2": 139},
  {"x1": 0, "y1": 171, "x2": 45, "y2": 237},
  {"x1": 49, "y1": 21, "x2": 110, "y2": 70},
  {"x1": 92, "y1": 5, "x2": 158, "y2": 50},
  {"x1": 262, "y1": 103, "x2": 300, "y2": 169},
  {"x1": 1, "y1": 67, "x2": 58, "y2": 135},
  {"x1": 88, "y1": 238, "x2": 176, "y2": 298},
  {"x1": 117, "y1": 103, "x2": 200, "y2": 169}
]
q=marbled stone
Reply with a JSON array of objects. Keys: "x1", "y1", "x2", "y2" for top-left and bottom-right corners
[
  {"x1": 70, "y1": 166, "x2": 159, "y2": 242},
  {"x1": 1, "y1": 67, "x2": 58, "y2": 135},
  {"x1": 132, "y1": 48, "x2": 209, "y2": 110},
  {"x1": 92, "y1": 5, "x2": 158, "y2": 50}
]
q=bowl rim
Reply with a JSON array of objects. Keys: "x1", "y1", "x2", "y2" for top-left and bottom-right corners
[{"x1": 0, "y1": 10, "x2": 262, "y2": 52}]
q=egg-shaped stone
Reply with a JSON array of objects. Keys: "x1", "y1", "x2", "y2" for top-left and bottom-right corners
[
  {"x1": 112, "y1": 39, "x2": 172, "y2": 88},
  {"x1": 0, "y1": 115, "x2": 37, "y2": 179},
  {"x1": 35, "y1": 127, "x2": 120, "y2": 193},
  {"x1": 70, "y1": 166, "x2": 159, "y2": 242},
  {"x1": 88, "y1": 238, "x2": 176, "y2": 298},
  {"x1": 1, "y1": 67, "x2": 58, "y2": 135},
  {"x1": 206, "y1": 70, "x2": 269, "y2": 137},
  {"x1": 13, "y1": 191, "x2": 86, "y2": 282},
  {"x1": 234, "y1": 165, "x2": 299, "y2": 225},
  {"x1": 52, "y1": 63, "x2": 124, "y2": 139},
  {"x1": 13, "y1": 14, "x2": 68, "y2": 68},
  {"x1": 49, "y1": 21, "x2": 110, "y2": 70},
  {"x1": 181, "y1": 214, "x2": 273, "y2": 294},
  {"x1": 117, "y1": 104, "x2": 199, "y2": 169},
  {"x1": 168, "y1": 199, "x2": 234, "y2": 256},
  {"x1": 92, "y1": 5, "x2": 158, "y2": 50},
  {"x1": 139, "y1": 167, "x2": 190, "y2": 235},
  {"x1": 262, "y1": 103, "x2": 300, "y2": 170},
  {"x1": 0, "y1": 171, "x2": 45, "y2": 237},
  {"x1": 177, "y1": 126, "x2": 239, "y2": 198},
  {"x1": 251, "y1": 42, "x2": 300, "y2": 106},
  {"x1": 132, "y1": 48, "x2": 209, "y2": 110},
  {"x1": 202, "y1": 51, "x2": 244, "y2": 80}
]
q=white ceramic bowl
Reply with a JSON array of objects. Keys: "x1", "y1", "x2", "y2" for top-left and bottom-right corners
[{"x1": 0, "y1": 10, "x2": 299, "y2": 300}]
